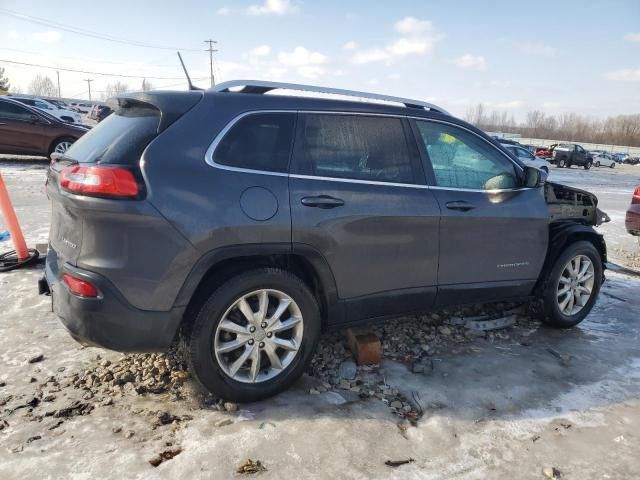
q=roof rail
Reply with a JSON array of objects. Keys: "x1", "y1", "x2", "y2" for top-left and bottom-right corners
[{"x1": 211, "y1": 80, "x2": 450, "y2": 115}]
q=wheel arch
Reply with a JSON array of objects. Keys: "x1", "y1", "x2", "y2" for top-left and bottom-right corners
[
  {"x1": 534, "y1": 222, "x2": 607, "y2": 294},
  {"x1": 176, "y1": 244, "x2": 341, "y2": 335}
]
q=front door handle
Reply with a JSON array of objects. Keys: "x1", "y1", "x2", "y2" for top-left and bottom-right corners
[
  {"x1": 301, "y1": 195, "x2": 345, "y2": 209},
  {"x1": 445, "y1": 201, "x2": 476, "y2": 212}
]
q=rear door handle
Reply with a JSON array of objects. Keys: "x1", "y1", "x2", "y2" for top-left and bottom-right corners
[
  {"x1": 445, "y1": 201, "x2": 476, "y2": 212},
  {"x1": 301, "y1": 195, "x2": 345, "y2": 209}
]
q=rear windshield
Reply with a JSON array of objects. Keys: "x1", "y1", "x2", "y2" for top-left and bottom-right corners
[{"x1": 64, "y1": 104, "x2": 160, "y2": 164}]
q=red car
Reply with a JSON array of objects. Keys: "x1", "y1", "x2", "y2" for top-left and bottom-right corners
[
  {"x1": 625, "y1": 186, "x2": 640, "y2": 237},
  {"x1": 535, "y1": 144, "x2": 558, "y2": 159}
]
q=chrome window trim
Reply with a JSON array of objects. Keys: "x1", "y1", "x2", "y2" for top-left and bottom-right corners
[
  {"x1": 289, "y1": 174, "x2": 429, "y2": 189},
  {"x1": 204, "y1": 109, "x2": 525, "y2": 191}
]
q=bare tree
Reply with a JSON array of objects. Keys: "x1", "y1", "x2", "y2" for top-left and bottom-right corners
[
  {"x1": 28, "y1": 74, "x2": 57, "y2": 97},
  {"x1": 141, "y1": 78, "x2": 153, "y2": 91},
  {"x1": 102, "y1": 81, "x2": 129, "y2": 100},
  {"x1": 464, "y1": 102, "x2": 640, "y2": 147},
  {"x1": 0, "y1": 66, "x2": 9, "y2": 93}
]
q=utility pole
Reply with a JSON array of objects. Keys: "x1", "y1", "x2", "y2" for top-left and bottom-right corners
[
  {"x1": 56, "y1": 71, "x2": 61, "y2": 98},
  {"x1": 204, "y1": 39, "x2": 218, "y2": 87},
  {"x1": 84, "y1": 78, "x2": 93, "y2": 100}
]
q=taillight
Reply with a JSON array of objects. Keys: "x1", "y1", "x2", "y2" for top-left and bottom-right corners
[
  {"x1": 63, "y1": 274, "x2": 99, "y2": 298},
  {"x1": 59, "y1": 165, "x2": 139, "y2": 198},
  {"x1": 632, "y1": 186, "x2": 640, "y2": 205}
]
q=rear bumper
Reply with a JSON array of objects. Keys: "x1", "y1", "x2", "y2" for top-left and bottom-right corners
[
  {"x1": 626, "y1": 207, "x2": 640, "y2": 236},
  {"x1": 44, "y1": 248, "x2": 184, "y2": 352}
]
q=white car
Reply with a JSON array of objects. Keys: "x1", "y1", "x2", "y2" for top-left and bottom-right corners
[
  {"x1": 501, "y1": 143, "x2": 552, "y2": 173},
  {"x1": 69, "y1": 102, "x2": 92, "y2": 114},
  {"x1": 593, "y1": 153, "x2": 616, "y2": 168},
  {"x1": 10, "y1": 96, "x2": 82, "y2": 123}
]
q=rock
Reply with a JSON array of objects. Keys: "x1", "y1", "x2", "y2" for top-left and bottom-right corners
[
  {"x1": 224, "y1": 402, "x2": 239, "y2": 413},
  {"x1": 336, "y1": 379, "x2": 351, "y2": 390},
  {"x1": 542, "y1": 466, "x2": 562, "y2": 479},
  {"x1": 439, "y1": 326, "x2": 451, "y2": 335},
  {"x1": 124, "y1": 430, "x2": 135, "y2": 439},
  {"x1": 338, "y1": 360, "x2": 357, "y2": 380},
  {"x1": 43, "y1": 394, "x2": 56, "y2": 402},
  {"x1": 0, "y1": 381, "x2": 5, "y2": 387},
  {"x1": 26, "y1": 435, "x2": 42, "y2": 443},
  {"x1": 309, "y1": 388, "x2": 321, "y2": 395},
  {"x1": 215, "y1": 418, "x2": 233, "y2": 427},
  {"x1": 390, "y1": 401, "x2": 403, "y2": 409},
  {"x1": 112, "y1": 426, "x2": 122, "y2": 434},
  {"x1": 0, "y1": 419, "x2": 8, "y2": 431},
  {"x1": 29, "y1": 377, "x2": 37, "y2": 383},
  {"x1": 153, "y1": 412, "x2": 177, "y2": 426},
  {"x1": 102, "y1": 397, "x2": 113, "y2": 406},
  {"x1": 28, "y1": 354, "x2": 44, "y2": 364}
]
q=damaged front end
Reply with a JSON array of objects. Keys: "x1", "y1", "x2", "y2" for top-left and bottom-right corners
[{"x1": 545, "y1": 182, "x2": 610, "y2": 226}]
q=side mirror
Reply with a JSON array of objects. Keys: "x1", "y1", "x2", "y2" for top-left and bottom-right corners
[{"x1": 524, "y1": 166, "x2": 546, "y2": 188}]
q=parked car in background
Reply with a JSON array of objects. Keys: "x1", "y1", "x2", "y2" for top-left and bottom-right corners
[
  {"x1": 613, "y1": 153, "x2": 629, "y2": 163},
  {"x1": 41, "y1": 80, "x2": 608, "y2": 402},
  {"x1": 69, "y1": 102, "x2": 92, "y2": 114},
  {"x1": 501, "y1": 142, "x2": 552, "y2": 173},
  {"x1": 536, "y1": 144, "x2": 558, "y2": 159},
  {"x1": 0, "y1": 96, "x2": 89, "y2": 157},
  {"x1": 625, "y1": 186, "x2": 640, "y2": 238},
  {"x1": 9, "y1": 96, "x2": 82, "y2": 124},
  {"x1": 593, "y1": 152, "x2": 617, "y2": 168},
  {"x1": 623, "y1": 156, "x2": 639, "y2": 165},
  {"x1": 88, "y1": 103, "x2": 113, "y2": 122},
  {"x1": 553, "y1": 143, "x2": 593, "y2": 169}
]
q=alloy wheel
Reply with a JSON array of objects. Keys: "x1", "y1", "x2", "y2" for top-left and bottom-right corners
[
  {"x1": 213, "y1": 289, "x2": 304, "y2": 383},
  {"x1": 556, "y1": 255, "x2": 595, "y2": 316},
  {"x1": 54, "y1": 141, "x2": 72, "y2": 154}
]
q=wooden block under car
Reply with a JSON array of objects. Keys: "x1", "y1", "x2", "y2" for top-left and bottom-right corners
[{"x1": 346, "y1": 328, "x2": 382, "y2": 365}]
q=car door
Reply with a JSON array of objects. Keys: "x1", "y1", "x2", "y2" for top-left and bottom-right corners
[
  {"x1": 290, "y1": 112, "x2": 441, "y2": 323},
  {"x1": 412, "y1": 119, "x2": 549, "y2": 307},
  {"x1": 574, "y1": 145, "x2": 586, "y2": 164},
  {"x1": 0, "y1": 100, "x2": 48, "y2": 154}
]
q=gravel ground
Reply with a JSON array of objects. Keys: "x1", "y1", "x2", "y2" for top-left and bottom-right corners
[{"x1": 1, "y1": 159, "x2": 639, "y2": 479}]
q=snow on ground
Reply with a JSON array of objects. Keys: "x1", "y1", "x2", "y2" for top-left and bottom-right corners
[{"x1": 0, "y1": 159, "x2": 639, "y2": 479}]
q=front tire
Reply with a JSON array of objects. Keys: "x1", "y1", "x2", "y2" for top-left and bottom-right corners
[
  {"x1": 537, "y1": 241, "x2": 603, "y2": 328},
  {"x1": 584, "y1": 161, "x2": 592, "y2": 170},
  {"x1": 186, "y1": 268, "x2": 321, "y2": 402},
  {"x1": 595, "y1": 161, "x2": 600, "y2": 167},
  {"x1": 610, "y1": 162, "x2": 615, "y2": 168}
]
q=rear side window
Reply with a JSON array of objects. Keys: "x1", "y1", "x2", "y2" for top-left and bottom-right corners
[
  {"x1": 213, "y1": 112, "x2": 295, "y2": 173},
  {"x1": 416, "y1": 120, "x2": 519, "y2": 190},
  {"x1": 64, "y1": 104, "x2": 160, "y2": 164},
  {"x1": 296, "y1": 114, "x2": 416, "y2": 184},
  {"x1": 0, "y1": 101, "x2": 32, "y2": 120}
]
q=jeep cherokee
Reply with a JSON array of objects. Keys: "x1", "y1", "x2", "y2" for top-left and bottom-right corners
[{"x1": 41, "y1": 81, "x2": 607, "y2": 401}]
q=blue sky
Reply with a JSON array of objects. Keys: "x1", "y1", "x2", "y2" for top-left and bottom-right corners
[{"x1": 1, "y1": 0, "x2": 639, "y2": 119}]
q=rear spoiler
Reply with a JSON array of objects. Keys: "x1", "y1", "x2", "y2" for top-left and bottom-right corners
[{"x1": 109, "y1": 90, "x2": 204, "y2": 133}]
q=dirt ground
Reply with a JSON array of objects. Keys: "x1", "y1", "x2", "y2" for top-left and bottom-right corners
[{"x1": 1, "y1": 160, "x2": 639, "y2": 479}]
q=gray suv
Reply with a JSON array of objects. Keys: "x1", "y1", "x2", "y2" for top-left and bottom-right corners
[{"x1": 42, "y1": 81, "x2": 607, "y2": 401}]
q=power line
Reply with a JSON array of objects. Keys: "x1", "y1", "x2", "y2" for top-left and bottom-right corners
[
  {"x1": 0, "y1": 58, "x2": 190, "y2": 80},
  {"x1": 0, "y1": 8, "x2": 201, "y2": 52},
  {"x1": 84, "y1": 79, "x2": 93, "y2": 101},
  {"x1": 204, "y1": 40, "x2": 218, "y2": 88}
]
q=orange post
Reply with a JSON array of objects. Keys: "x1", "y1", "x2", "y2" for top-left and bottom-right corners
[{"x1": 0, "y1": 172, "x2": 29, "y2": 261}]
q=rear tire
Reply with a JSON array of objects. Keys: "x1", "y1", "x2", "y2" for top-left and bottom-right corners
[
  {"x1": 49, "y1": 137, "x2": 75, "y2": 158},
  {"x1": 537, "y1": 241, "x2": 602, "y2": 328},
  {"x1": 186, "y1": 268, "x2": 321, "y2": 402},
  {"x1": 557, "y1": 158, "x2": 566, "y2": 168}
]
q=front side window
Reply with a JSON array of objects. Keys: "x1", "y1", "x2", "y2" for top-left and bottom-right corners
[
  {"x1": 213, "y1": 112, "x2": 295, "y2": 173},
  {"x1": 515, "y1": 146, "x2": 534, "y2": 159},
  {"x1": 416, "y1": 120, "x2": 520, "y2": 190},
  {"x1": 0, "y1": 101, "x2": 33, "y2": 121},
  {"x1": 297, "y1": 114, "x2": 415, "y2": 183}
]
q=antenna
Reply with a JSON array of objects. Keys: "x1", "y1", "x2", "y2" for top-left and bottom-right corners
[{"x1": 177, "y1": 52, "x2": 202, "y2": 91}]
